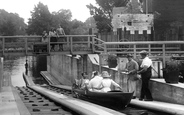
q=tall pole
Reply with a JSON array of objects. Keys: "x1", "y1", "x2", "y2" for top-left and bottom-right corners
[{"x1": 146, "y1": 0, "x2": 148, "y2": 14}]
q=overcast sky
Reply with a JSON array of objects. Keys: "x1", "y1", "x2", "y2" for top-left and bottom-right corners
[{"x1": 0, "y1": 0, "x2": 96, "y2": 23}]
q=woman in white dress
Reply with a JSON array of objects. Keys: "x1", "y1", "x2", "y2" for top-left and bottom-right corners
[{"x1": 100, "y1": 71, "x2": 122, "y2": 92}]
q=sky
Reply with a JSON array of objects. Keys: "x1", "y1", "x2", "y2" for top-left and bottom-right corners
[{"x1": 0, "y1": 0, "x2": 96, "y2": 23}]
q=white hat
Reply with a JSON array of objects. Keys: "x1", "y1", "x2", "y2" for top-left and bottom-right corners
[{"x1": 101, "y1": 71, "x2": 111, "y2": 78}]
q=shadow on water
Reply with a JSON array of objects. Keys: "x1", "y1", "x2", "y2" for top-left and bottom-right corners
[
  {"x1": 28, "y1": 55, "x2": 48, "y2": 85},
  {"x1": 29, "y1": 55, "x2": 48, "y2": 85}
]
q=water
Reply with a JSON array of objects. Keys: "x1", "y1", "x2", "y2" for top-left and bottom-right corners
[{"x1": 3, "y1": 55, "x2": 48, "y2": 87}]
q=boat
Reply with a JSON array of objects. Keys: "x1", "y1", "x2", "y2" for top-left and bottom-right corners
[{"x1": 72, "y1": 84, "x2": 133, "y2": 108}]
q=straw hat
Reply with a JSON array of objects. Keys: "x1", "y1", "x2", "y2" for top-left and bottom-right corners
[
  {"x1": 139, "y1": 50, "x2": 148, "y2": 55},
  {"x1": 126, "y1": 54, "x2": 133, "y2": 58},
  {"x1": 101, "y1": 71, "x2": 111, "y2": 78}
]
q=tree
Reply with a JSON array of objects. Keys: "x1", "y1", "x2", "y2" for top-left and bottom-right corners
[
  {"x1": 27, "y1": 2, "x2": 52, "y2": 35},
  {"x1": 0, "y1": 9, "x2": 27, "y2": 36},
  {"x1": 87, "y1": 0, "x2": 129, "y2": 32},
  {"x1": 70, "y1": 19, "x2": 88, "y2": 35},
  {"x1": 51, "y1": 9, "x2": 72, "y2": 34}
]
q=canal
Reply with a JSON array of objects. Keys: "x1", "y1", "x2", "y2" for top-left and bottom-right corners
[{"x1": 3, "y1": 56, "x2": 172, "y2": 115}]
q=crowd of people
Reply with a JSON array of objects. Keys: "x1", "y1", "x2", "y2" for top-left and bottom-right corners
[
  {"x1": 41, "y1": 25, "x2": 65, "y2": 51},
  {"x1": 76, "y1": 50, "x2": 153, "y2": 101}
]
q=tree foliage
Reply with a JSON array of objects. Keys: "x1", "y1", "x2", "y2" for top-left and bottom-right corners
[
  {"x1": 27, "y1": 2, "x2": 79, "y2": 35},
  {"x1": 70, "y1": 19, "x2": 88, "y2": 35},
  {"x1": 51, "y1": 9, "x2": 72, "y2": 34},
  {"x1": 0, "y1": 9, "x2": 27, "y2": 36},
  {"x1": 27, "y1": 2, "x2": 52, "y2": 35},
  {"x1": 87, "y1": 0, "x2": 129, "y2": 33}
]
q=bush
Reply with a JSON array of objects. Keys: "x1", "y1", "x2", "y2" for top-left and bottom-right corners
[
  {"x1": 163, "y1": 57, "x2": 181, "y2": 83},
  {"x1": 107, "y1": 54, "x2": 117, "y2": 68}
]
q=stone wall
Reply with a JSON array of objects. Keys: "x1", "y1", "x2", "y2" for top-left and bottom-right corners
[
  {"x1": 47, "y1": 55, "x2": 78, "y2": 86},
  {"x1": 150, "y1": 79, "x2": 184, "y2": 105},
  {"x1": 47, "y1": 54, "x2": 184, "y2": 105}
]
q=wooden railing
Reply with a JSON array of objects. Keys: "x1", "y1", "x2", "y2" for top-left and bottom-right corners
[
  {"x1": 1, "y1": 35, "x2": 184, "y2": 67},
  {"x1": 98, "y1": 41, "x2": 184, "y2": 67},
  {"x1": 0, "y1": 35, "x2": 97, "y2": 56}
]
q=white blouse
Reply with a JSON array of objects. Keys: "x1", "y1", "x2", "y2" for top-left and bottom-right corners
[{"x1": 101, "y1": 79, "x2": 120, "y2": 92}]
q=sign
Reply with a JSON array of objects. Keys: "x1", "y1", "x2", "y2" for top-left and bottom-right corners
[{"x1": 112, "y1": 13, "x2": 154, "y2": 34}]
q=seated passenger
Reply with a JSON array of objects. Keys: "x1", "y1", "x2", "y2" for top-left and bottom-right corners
[
  {"x1": 79, "y1": 72, "x2": 89, "y2": 89},
  {"x1": 100, "y1": 71, "x2": 122, "y2": 92},
  {"x1": 88, "y1": 71, "x2": 103, "y2": 92}
]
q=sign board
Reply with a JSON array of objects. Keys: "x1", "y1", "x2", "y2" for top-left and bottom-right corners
[{"x1": 112, "y1": 13, "x2": 154, "y2": 34}]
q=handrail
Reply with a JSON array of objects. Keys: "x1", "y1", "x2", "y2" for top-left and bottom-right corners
[
  {"x1": 103, "y1": 41, "x2": 184, "y2": 45},
  {"x1": 0, "y1": 36, "x2": 41, "y2": 38},
  {"x1": 1, "y1": 35, "x2": 184, "y2": 68},
  {"x1": 99, "y1": 41, "x2": 184, "y2": 68},
  {"x1": 0, "y1": 35, "x2": 97, "y2": 56}
]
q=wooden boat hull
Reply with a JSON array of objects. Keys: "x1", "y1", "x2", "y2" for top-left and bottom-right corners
[{"x1": 72, "y1": 88, "x2": 133, "y2": 108}]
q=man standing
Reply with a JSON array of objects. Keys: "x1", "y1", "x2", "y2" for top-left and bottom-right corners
[
  {"x1": 137, "y1": 50, "x2": 153, "y2": 101},
  {"x1": 56, "y1": 25, "x2": 65, "y2": 51},
  {"x1": 125, "y1": 54, "x2": 139, "y2": 99}
]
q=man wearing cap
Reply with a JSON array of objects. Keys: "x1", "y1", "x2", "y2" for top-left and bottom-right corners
[
  {"x1": 137, "y1": 50, "x2": 153, "y2": 101},
  {"x1": 125, "y1": 54, "x2": 139, "y2": 99}
]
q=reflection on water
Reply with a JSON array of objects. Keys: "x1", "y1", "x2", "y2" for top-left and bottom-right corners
[{"x1": 3, "y1": 55, "x2": 48, "y2": 87}]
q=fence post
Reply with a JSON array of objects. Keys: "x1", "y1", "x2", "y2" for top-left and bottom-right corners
[
  {"x1": 48, "y1": 37, "x2": 50, "y2": 54},
  {"x1": 99, "y1": 54, "x2": 102, "y2": 73},
  {"x1": 148, "y1": 44, "x2": 151, "y2": 56},
  {"x1": 104, "y1": 44, "x2": 107, "y2": 53},
  {"x1": 88, "y1": 36, "x2": 90, "y2": 48},
  {"x1": 70, "y1": 37, "x2": 73, "y2": 54},
  {"x1": 92, "y1": 37, "x2": 95, "y2": 53},
  {"x1": 25, "y1": 38, "x2": 28, "y2": 55},
  {"x1": 133, "y1": 44, "x2": 136, "y2": 58},
  {"x1": 2, "y1": 38, "x2": 5, "y2": 56},
  {"x1": 162, "y1": 44, "x2": 166, "y2": 68},
  {"x1": 0, "y1": 57, "x2": 3, "y2": 92},
  {"x1": 67, "y1": 36, "x2": 69, "y2": 47}
]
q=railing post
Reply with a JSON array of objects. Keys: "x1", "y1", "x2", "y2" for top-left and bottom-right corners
[
  {"x1": 70, "y1": 37, "x2": 73, "y2": 54},
  {"x1": 99, "y1": 54, "x2": 102, "y2": 73},
  {"x1": 67, "y1": 36, "x2": 69, "y2": 47},
  {"x1": 0, "y1": 57, "x2": 3, "y2": 92},
  {"x1": 104, "y1": 44, "x2": 107, "y2": 53},
  {"x1": 48, "y1": 37, "x2": 50, "y2": 54},
  {"x1": 148, "y1": 44, "x2": 151, "y2": 56},
  {"x1": 92, "y1": 37, "x2": 95, "y2": 53},
  {"x1": 25, "y1": 38, "x2": 28, "y2": 55},
  {"x1": 133, "y1": 44, "x2": 136, "y2": 58},
  {"x1": 2, "y1": 38, "x2": 4, "y2": 56},
  {"x1": 88, "y1": 36, "x2": 90, "y2": 48},
  {"x1": 162, "y1": 44, "x2": 166, "y2": 68}
]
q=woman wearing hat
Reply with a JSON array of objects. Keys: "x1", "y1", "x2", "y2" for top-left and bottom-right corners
[
  {"x1": 99, "y1": 71, "x2": 122, "y2": 92},
  {"x1": 137, "y1": 50, "x2": 153, "y2": 101}
]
